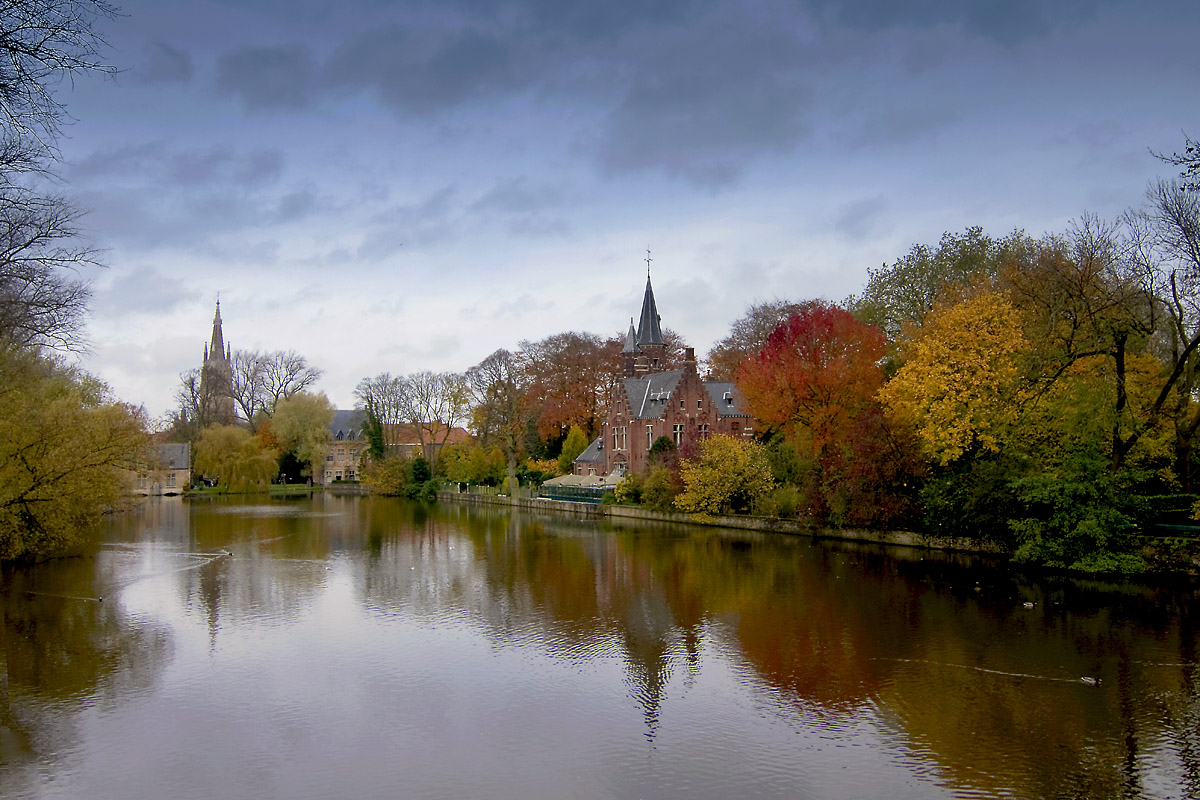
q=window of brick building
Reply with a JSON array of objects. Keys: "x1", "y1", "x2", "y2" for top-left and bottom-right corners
[
  {"x1": 646, "y1": 425, "x2": 654, "y2": 447},
  {"x1": 673, "y1": 424, "x2": 683, "y2": 444}
]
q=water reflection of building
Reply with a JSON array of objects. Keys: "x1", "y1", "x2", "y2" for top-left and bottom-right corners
[{"x1": 131, "y1": 443, "x2": 191, "y2": 496}]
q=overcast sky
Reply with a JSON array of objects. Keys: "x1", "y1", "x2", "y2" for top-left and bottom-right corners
[{"x1": 57, "y1": 0, "x2": 1199, "y2": 418}]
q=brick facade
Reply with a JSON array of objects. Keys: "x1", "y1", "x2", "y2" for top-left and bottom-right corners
[{"x1": 576, "y1": 274, "x2": 753, "y2": 477}]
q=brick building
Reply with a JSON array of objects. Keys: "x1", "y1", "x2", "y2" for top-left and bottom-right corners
[{"x1": 575, "y1": 272, "x2": 753, "y2": 477}]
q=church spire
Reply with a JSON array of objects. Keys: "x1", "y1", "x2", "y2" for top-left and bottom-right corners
[
  {"x1": 635, "y1": 273, "x2": 664, "y2": 347},
  {"x1": 209, "y1": 298, "x2": 226, "y2": 362}
]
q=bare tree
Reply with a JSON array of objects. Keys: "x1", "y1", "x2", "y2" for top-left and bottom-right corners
[
  {"x1": 467, "y1": 349, "x2": 528, "y2": 491},
  {"x1": 171, "y1": 367, "x2": 225, "y2": 442},
  {"x1": 229, "y1": 349, "x2": 265, "y2": 427},
  {"x1": 0, "y1": 1, "x2": 119, "y2": 156},
  {"x1": 259, "y1": 350, "x2": 321, "y2": 416},
  {"x1": 0, "y1": 187, "x2": 94, "y2": 348},
  {"x1": 354, "y1": 372, "x2": 407, "y2": 460},
  {"x1": 0, "y1": 1, "x2": 118, "y2": 350},
  {"x1": 403, "y1": 370, "x2": 469, "y2": 470},
  {"x1": 1153, "y1": 133, "x2": 1200, "y2": 192}
]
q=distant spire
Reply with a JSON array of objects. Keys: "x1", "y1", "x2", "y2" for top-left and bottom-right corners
[
  {"x1": 622, "y1": 317, "x2": 639, "y2": 354},
  {"x1": 636, "y1": 273, "x2": 664, "y2": 347},
  {"x1": 209, "y1": 298, "x2": 226, "y2": 362}
]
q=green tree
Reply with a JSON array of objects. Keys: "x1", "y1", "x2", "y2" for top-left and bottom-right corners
[
  {"x1": 271, "y1": 391, "x2": 334, "y2": 480},
  {"x1": 848, "y1": 227, "x2": 1021, "y2": 342},
  {"x1": 0, "y1": 347, "x2": 148, "y2": 560},
  {"x1": 193, "y1": 424, "x2": 277, "y2": 493},
  {"x1": 675, "y1": 434, "x2": 775, "y2": 515}
]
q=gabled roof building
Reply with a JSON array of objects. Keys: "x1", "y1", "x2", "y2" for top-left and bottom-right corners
[{"x1": 577, "y1": 269, "x2": 753, "y2": 477}]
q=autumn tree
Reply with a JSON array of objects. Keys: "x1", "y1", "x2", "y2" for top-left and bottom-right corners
[
  {"x1": 737, "y1": 302, "x2": 917, "y2": 524},
  {"x1": 0, "y1": 347, "x2": 148, "y2": 560},
  {"x1": 520, "y1": 331, "x2": 610, "y2": 445},
  {"x1": 193, "y1": 424, "x2": 277, "y2": 493},
  {"x1": 848, "y1": 227, "x2": 1022, "y2": 342},
  {"x1": 879, "y1": 292, "x2": 1029, "y2": 465},
  {"x1": 707, "y1": 299, "x2": 809, "y2": 381},
  {"x1": 675, "y1": 434, "x2": 774, "y2": 516},
  {"x1": 271, "y1": 391, "x2": 335, "y2": 480}
]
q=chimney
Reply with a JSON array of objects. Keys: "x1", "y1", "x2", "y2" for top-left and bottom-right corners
[{"x1": 683, "y1": 347, "x2": 696, "y2": 375}]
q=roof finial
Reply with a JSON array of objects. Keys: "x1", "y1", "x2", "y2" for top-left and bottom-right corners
[{"x1": 645, "y1": 247, "x2": 652, "y2": 278}]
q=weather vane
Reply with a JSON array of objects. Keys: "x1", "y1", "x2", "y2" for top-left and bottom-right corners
[{"x1": 645, "y1": 247, "x2": 652, "y2": 277}]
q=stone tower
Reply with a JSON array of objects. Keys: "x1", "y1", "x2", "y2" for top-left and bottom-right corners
[{"x1": 200, "y1": 299, "x2": 235, "y2": 423}]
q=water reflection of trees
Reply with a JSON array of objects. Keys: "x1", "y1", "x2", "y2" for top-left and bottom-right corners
[
  {"x1": 383, "y1": 502, "x2": 1200, "y2": 799},
  {"x1": 0, "y1": 552, "x2": 172, "y2": 795}
]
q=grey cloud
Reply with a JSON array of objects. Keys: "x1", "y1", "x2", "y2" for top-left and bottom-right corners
[
  {"x1": 325, "y1": 25, "x2": 524, "y2": 115},
  {"x1": 136, "y1": 41, "x2": 194, "y2": 84},
  {"x1": 492, "y1": 293, "x2": 553, "y2": 319},
  {"x1": 473, "y1": 177, "x2": 563, "y2": 212},
  {"x1": 834, "y1": 195, "x2": 889, "y2": 241},
  {"x1": 217, "y1": 44, "x2": 319, "y2": 110},
  {"x1": 357, "y1": 187, "x2": 459, "y2": 258},
  {"x1": 99, "y1": 265, "x2": 200, "y2": 316},
  {"x1": 472, "y1": 178, "x2": 571, "y2": 236},
  {"x1": 70, "y1": 141, "x2": 166, "y2": 180},
  {"x1": 276, "y1": 189, "x2": 317, "y2": 222},
  {"x1": 848, "y1": 106, "x2": 958, "y2": 148},
  {"x1": 167, "y1": 147, "x2": 284, "y2": 187},
  {"x1": 597, "y1": 20, "x2": 813, "y2": 186},
  {"x1": 808, "y1": 0, "x2": 1106, "y2": 45}
]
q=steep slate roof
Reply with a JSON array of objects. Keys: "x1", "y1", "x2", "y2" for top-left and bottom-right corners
[
  {"x1": 635, "y1": 276, "x2": 665, "y2": 347},
  {"x1": 622, "y1": 318, "x2": 639, "y2": 354},
  {"x1": 575, "y1": 436, "x2": 604, "y2": 463},
  {"x1": 623, "y1": 371, "x2": 684, "y2": 419},
  {"x1": 157, "y1": 443, "x2": 190, "y2": 470},
  {"x1": 330, "y1": 409, "x2": 365, "y2": 440},
  {"x1": 705, "y1": 382, "x2": 751, "y2": 417}
]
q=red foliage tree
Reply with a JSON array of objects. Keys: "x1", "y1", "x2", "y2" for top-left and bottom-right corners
[{"x1": 737, "y1": 303, "x2": 920, "y2": 525}]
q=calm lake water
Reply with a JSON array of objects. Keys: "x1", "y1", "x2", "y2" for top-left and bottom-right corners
[{"x1": 1, "y1": 494, "x2": 1197, "y2": 799}]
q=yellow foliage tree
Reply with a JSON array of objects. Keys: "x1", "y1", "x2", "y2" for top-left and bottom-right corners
[
  {"x1": 193, "y1": 424, "x2": 277, "y2": 493},
  {"x1": 0, "y1": 348, "x2": 149, "y2": 560},
  {"x1": 675, "y1": 434, "x2": 775, "y2": 515},
  {"x1": 879, "y1": 292, "x2": 1029, "y2": 465}
]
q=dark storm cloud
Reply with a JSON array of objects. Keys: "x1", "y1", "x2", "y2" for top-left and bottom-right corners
[
  {"x1": 135, "y1": 41, "x2": 194, "y2": 84},
  {"x1": 217, "y1": 44, "x2": 319, "y2": 111}
]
